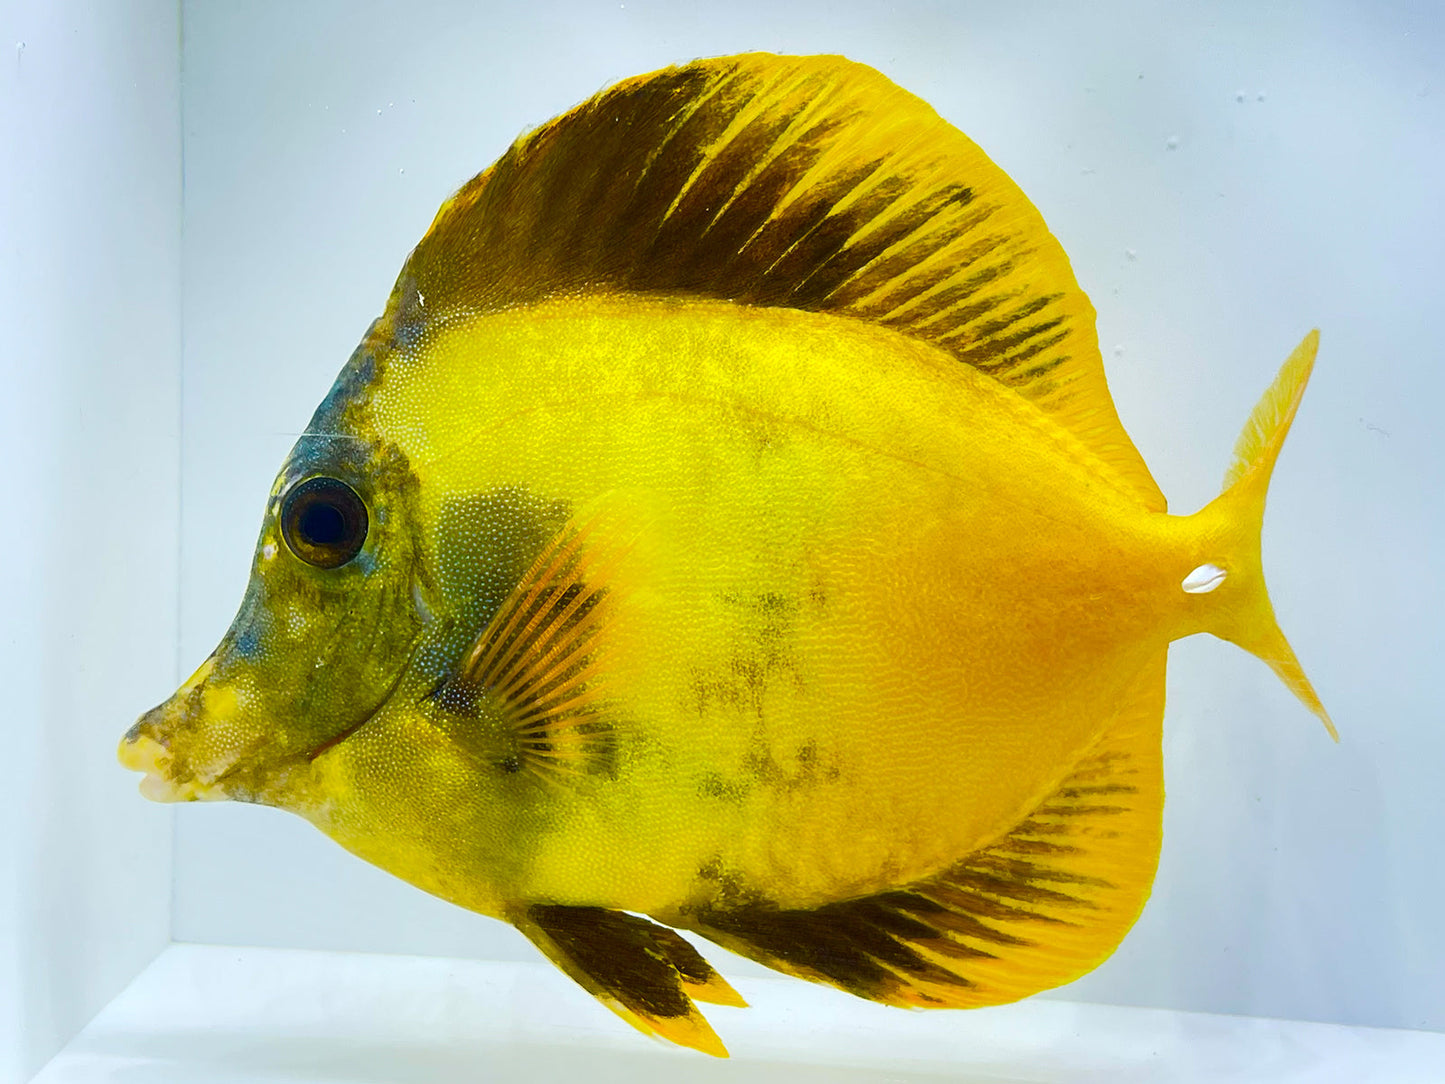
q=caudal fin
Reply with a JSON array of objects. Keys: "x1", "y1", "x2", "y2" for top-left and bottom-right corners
[{"x1": 1195, "y1": 331, "x2": 1335, "y2": 740}]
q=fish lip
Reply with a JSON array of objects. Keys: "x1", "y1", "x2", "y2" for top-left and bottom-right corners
[
  {"x1": 117, "y1": 727, "x2": 226, "y2": 803},
  {"x1": 118, "y1": 699, "x2": 242, "y2": 802},
  {"x1": 117, "y1": 718, "x2": 169, "y2": 778}
]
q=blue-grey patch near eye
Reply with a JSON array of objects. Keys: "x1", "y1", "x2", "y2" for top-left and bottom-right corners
[
  {"x1": 233, "y1": 626, "x2": 262, "y2": 659},
  {"x1": 306, "y1": 329, "x2": 379, "y2": 435},
  {"x1": 284, "y1": 430, "x2": 377, "y2": 485},
  {"x1": 392, "y1": 274, "x2": 428, "y2": 349}
]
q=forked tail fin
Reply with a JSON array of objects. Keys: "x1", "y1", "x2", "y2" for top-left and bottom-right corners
[{"x1": 1194, "y1": 331, "x2": 1336, "y2": 739}]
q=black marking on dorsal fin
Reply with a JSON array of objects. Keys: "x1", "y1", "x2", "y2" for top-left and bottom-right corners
[
  {"x1": 431, "y1": 513, "x2": 630, "y2": 785},
  {"x1": 384, "y1": 53, "x2": 1165, "y2": 510},
  {"x1": 681, "y1": 652, "x2": 1167, "y2": 1009},
  {"x1": 514, "y1": 905, "x2": 745, "y2": 1057}
]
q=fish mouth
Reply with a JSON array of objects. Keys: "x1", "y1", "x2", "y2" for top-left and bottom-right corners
[{"x1": 118, "y1": 719, "x2": 228, "y2": 803}]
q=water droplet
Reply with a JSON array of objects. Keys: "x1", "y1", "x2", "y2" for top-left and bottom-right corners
[
  {"x1": 376, "y1": 108, "x2": 382, "y2": 115},
  {"x1": 1125, "y1": 248, "x2": 1137, "y2": 261},
  {"x1": 1235, "y1": 90, "x2": 1245, "y2": 103},
  {"x1": 1165, "y1": 135, "x2": 1179, "y2": 150},
  {"x1": 1113, "y1": 345, "x2": 1124, "y2": 357},
  {"x1": 1256, "y1": 92, "x2": 1266, "y2": 102},
  {"x1": 399, "y1": 167, "x2": 405, "y2": 175}
]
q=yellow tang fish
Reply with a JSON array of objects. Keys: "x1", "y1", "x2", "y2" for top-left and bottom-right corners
[{"x1": 119, "y1": 53, "x2": 1333, "y2": 1056}]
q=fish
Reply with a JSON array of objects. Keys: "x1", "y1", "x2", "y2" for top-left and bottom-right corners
[{"x1": 118, "y1": 53, "x2": 1333, "y2": 1057}]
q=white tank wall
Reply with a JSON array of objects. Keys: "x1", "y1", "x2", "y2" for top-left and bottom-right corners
[
  {"x1": 169, "y1": 0, "x2": 1444, "y2": 1034},
  {"x1": 0, "y1": 1, "x2": 181, "y2": 1079}
]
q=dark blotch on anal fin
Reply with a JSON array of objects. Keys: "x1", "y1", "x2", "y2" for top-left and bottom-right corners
[
  {"x1": 514, "y1": 905, "x2": 743, "y2": 1056},
  {"x1": 683, "y1": 651, "x2": 1168, "y2": 1011}
]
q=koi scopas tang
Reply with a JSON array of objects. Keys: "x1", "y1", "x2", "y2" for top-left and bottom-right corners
[{"x1": 121, "y1": 53, "x2": 1332, "y2": 1055}]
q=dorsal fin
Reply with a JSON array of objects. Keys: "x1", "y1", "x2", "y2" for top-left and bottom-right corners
[{"x1": 384, "y1": 53, "x2": 1165, "y2": 510}]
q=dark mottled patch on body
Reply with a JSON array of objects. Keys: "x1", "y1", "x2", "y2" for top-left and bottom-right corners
[
  {"x1": 688, "y1": 590, "x2": 803, "y2": 716},
  {"x1": 688, "y1": 586, "x2": 843, "y2": 803},
  {"x1": 695, "y1": 735, "x2": 842, "y2": 805},
  {"x1": 694, "y1": 855, "x2": 760, "y2": 912},
  {"x1": 697, "y1": 772, "x2": 749, "y2": 803},
  {"x1": 430, "y1": 486, "x2": 572, "y2": 627}
]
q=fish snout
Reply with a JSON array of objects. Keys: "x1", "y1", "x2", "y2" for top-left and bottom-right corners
[
  {"x1": 119, "y1": 701, "x2": 204, "y2": 801},
  {"x1": 117, "y1": 707, "x2": 189, "y2": 802},
  {"x1": 118, "y1": 655, "x2": 234, "y2": 802}
]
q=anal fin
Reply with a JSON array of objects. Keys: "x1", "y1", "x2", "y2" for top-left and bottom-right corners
[
  {"x1": 685, "y1": 651, "x2": 1167, "y2": 1009},
  {"x1": 514, "y1": 905, "x2": 745, "y2": 1057}
]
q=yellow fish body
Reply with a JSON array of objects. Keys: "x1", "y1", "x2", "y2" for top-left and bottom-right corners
[{"x1": 120, "y1": 54, "x2": 1331, "y2": 1056}]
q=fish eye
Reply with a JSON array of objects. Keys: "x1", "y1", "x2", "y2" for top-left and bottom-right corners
[{"x1": 280, "y1": 477, "x2": 369, "y2": 569}]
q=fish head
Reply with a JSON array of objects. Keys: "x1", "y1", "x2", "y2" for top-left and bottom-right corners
[{"x1": 119, "y1": 393, "x2": 432, "y2": 809}]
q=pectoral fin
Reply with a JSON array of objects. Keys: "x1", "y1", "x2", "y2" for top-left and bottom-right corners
[
  {"x1": 684, "y1": 651, "x2": 1167, "y2": 1009},
  {"x1": 514, "y1": 905, "x2": 745, "y2": 1057},
  {"x1": 429, "y1": 509, "x2": 638, "y2": 786}
]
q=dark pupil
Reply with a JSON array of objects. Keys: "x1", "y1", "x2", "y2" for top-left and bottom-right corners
[
  {"x1": 299, "y1": 501, "x2": 346, "y2": 546},
  {"x1": 281, "y1": 477, "x2": 367, "y2": 569}
]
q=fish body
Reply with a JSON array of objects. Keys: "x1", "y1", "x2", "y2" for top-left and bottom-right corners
[
  {"x1": 334, "y1": 295, "x2": 1176, "y2": 911},
  {"x1": 120, "y1": 54, "x2": 1330, "y2": 1055}
]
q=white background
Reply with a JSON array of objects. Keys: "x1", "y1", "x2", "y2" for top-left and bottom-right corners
[
  {"x1": 0, "y1": 2, "x2": 179, "y2": 1079},
  {"x1": 6, "y1": 2, "x2": 1440, "y2": 1076}
]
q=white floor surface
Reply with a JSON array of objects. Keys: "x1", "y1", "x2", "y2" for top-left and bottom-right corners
[{"x1": 33, "y1": 944, "x2": 1445, "y2": 1083}]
